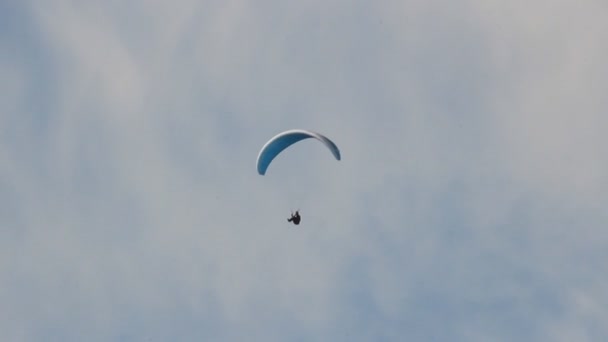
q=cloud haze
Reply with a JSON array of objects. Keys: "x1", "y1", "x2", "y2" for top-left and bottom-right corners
[{"x1": 1, "y1": 0, "x2": 607, "y2": 340}]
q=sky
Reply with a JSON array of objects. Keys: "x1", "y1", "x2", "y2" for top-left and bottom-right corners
[{"x1": 1, "y1": 0, "x2": 608, "y2": 341}]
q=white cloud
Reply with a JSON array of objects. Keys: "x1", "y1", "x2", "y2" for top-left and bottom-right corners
[{"x1": 1, "y1": 0, "x2": 608, "y2": 340}]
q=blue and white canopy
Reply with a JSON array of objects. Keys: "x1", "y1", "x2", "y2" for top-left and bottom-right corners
[{"x1": 256, "y1": 129, "x2": 341, "y2": 175}]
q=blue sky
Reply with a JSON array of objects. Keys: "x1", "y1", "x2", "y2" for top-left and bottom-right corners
[{"x1": 2, "y1": 1, "x2": 608, "y2": 341}]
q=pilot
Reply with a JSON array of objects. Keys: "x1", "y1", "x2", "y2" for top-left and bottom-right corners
[{"x1": 287, "y1": 211, "x2": 301, "y2": 225}]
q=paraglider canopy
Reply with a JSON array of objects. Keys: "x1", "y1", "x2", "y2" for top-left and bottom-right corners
[{"x1": 256, "y1": 129, "x2": 341, "y2": 175}]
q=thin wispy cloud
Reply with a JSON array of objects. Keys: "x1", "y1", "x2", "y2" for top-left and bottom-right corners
[{"x1": 1, "y1": 1, "x2": 607, "y2": 340}]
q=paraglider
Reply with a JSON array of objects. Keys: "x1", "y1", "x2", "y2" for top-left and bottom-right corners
[
  {"x1": 256, "y1": 129, "x2": 341, "y2": 225},
  {"x1": 287, "y1": 211, "x2": 301, "y2": 225}
]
